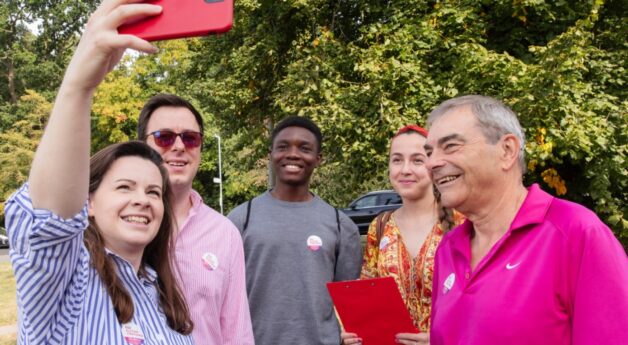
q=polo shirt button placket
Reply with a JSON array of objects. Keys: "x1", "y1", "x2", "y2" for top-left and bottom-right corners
[{"x1": 462, "y1": 270, "x2": 472, "y2": 292}]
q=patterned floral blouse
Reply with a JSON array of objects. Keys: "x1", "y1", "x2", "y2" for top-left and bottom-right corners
[{"x1": 360, "y1": 212, "x2": 458, "y2": 333}]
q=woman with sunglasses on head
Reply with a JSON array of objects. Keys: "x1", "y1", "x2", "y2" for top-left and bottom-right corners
[
  {"x1": 341, "y1": 125, "x2": 461, "y2": 345},
  {"x1": 4, "y1": 1, "x2": 194, "y2": 344}
]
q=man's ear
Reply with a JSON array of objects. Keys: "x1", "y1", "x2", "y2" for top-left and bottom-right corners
[
  {"x1": 499, "y1": 134, "x2": 521, "y2": 171},
  {"x1": 315, "y1": 152, "x2": 323, "y2": 167}
]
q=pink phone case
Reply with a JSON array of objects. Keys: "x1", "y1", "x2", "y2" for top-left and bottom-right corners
[{"x1": 118, "y1": 0, "x2": 233, "y2": 41}]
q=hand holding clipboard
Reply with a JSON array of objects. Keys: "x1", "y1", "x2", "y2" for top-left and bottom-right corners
[{"x1": 327, "y1": 277, "x2": 419, "y2": 345}]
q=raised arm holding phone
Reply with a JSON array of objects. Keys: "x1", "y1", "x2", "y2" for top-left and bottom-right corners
[{"x1": 5, "y1": 1, "x2": 194, "y2": 343}]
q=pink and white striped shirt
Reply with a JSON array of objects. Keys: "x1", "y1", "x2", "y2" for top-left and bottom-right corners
[{"x1": 175, "y1": 190, "x2": 254, "y2": 345}]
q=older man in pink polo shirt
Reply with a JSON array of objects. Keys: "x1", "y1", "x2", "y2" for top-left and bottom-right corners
[
  {"x1": 138, "y1": 94, "x2": 254, "y2": 345},
  {"x1": 424, "y1": 95, "x2": 628, "y2": 345}
]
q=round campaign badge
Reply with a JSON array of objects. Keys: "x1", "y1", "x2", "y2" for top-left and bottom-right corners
[
  {"x1": 379, "y1": 236, "x2": 390, "y2": 250},
  {"x1": 443, "y1": 272, "x2": 456, "y2": 294},
  {"x1": 201, "y1": 252, "x2": 219, "y2": 271},
  {"x1": 121, "y1": 323, "x2": 145, "y2": 345},
  {"x1": 307, "y1": 235, "x2": 323, "y2": 251}
]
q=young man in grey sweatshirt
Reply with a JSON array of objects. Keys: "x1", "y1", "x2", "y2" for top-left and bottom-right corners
[{"x1": 228, "y1": 116, "x2": 362, "y2": 345}]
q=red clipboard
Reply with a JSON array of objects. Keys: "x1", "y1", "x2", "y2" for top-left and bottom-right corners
[
  {"x1": 118, "y1": 0, "x2": 233, "y2": 41},
  {"x1": 327, "y1": 277, "x2": 418, "y2": 344}
]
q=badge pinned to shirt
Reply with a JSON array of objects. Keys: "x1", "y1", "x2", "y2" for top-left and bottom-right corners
[
  {"x1": 307, "y1": 235, "x2": 323, "y2": 251},
  {"x1": 443, "y1": 272, "x2": 455, "y2": 294},
  {"x1": 379, "y1": 236, "x2": 390, "y2": 250},
  {"x1": 121, "y1": 323, "x2": 145, "y2": 345},
  {"x1": 202, "y1": 252, "x2": 219, "y2": 271}
]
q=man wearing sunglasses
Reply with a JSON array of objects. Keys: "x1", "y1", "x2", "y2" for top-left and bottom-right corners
[{"x1": 138, "y1": 94, "x2": 254, "y2": 345}]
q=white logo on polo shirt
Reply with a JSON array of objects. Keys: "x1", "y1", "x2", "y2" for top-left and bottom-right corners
[
  {"x1": 506, "y1": 262, "x2": 521, "y2": 270},
  {"x1": 443, "y1": 273, "x2": 455, "y2": 294}
]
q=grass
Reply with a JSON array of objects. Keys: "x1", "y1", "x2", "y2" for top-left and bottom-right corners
[
  {"x1": 0, "y1": 262, "x2": 17, "y2": 327},
  {"x1": 0, "y1": 334, "x2": 16, "y2": 345},
  {"x1": 0, "y1": 261, "x2": 17, "y2": 345}
]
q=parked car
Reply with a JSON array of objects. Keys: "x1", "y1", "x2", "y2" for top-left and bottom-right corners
[
  {"x1": 341, "y1": 190, "x2": 402, "y2": 235},
  {"x1": 0, "y1": 234, "x2": 9, "y2": 249}
]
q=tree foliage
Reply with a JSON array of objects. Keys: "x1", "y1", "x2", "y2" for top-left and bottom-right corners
[
  {"x1": 0, "y1": 1, "x2": 96, "y2": 104},
  {"x1": 0, "y1": 90, "x2": 49, "y2": 219},
  {"x1": 182, "y1": 0, "x2": 627, "y2": 246},
  {"x1": 0, "y1": 0, "x2": 626, "y2": 247}
]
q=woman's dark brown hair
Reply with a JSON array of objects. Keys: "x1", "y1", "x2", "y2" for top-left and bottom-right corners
[
  {"x1": 85, "y1": 141, "x2": 193, "y2": 334},
  {"x1": 392, "y1": 125, "x2": 456, "y2": 231}
]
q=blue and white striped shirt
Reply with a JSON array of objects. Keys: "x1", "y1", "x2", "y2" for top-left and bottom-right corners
[{"x1": 4, "y1": 184, "x2": 194, "y2": 345}]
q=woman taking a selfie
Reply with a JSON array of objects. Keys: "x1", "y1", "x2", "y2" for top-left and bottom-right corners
[
  {"x1": 341, "y1": 125, "x2": 460, "y2": 345},
  {"x1": 5, "y1": 1, "x2": 193, "y2": 343}
]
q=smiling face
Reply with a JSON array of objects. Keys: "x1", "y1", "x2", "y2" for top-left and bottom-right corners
[
  {"x1": 425, "y1": 106, "x2": 503, "y2": 212},
  {"x1": 88, "y1": 156, "x2": 164, "y2": 256},
  {"x1": 389, "y1": 132, "x2": 433, "y2": 202},
  {"x1": 271, "y1": 126, "x2": 322, "y2": 188},
  {"x1": 144, "y1": 106, "x2": 202, "y2": 191}
]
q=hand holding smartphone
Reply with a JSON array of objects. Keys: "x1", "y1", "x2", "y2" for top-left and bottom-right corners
[{"x1": 118, "y1": 0, "x2": 233, "y2": 41}]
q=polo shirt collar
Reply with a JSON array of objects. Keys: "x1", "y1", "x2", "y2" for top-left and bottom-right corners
[
  {"x1": 509, "y1": 183, "x2": 553, "y2": 232},
  {"x1": 450, "y1": 220, "x2": 474, "y2": 260},
  {"x1": 448, "y1": 183, "x2": 553, "y2": 259}
]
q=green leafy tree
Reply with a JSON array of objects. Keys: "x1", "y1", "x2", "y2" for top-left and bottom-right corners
[
  {"x1": 0, "y1": 1, "x2": 34, "y2": 106},
  {"x1": 88, "y1": 39, "x2": 224, "y2": 210},
  {"x1": 1, "y1": 0, "x2": 625, "y2": 247},
  {"x1": 0, "y1": 1, "x2": 95, "y2": 107},
  {"x1": 182, "y1": 0, "x2": 626, "y2": 246},
  {"x1": 0, "y1": 90, "x2": 49, "y2": 221}
]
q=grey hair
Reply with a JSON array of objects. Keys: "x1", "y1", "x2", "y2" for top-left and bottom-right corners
[{"x1": 427, "y1": 95, "x2": 526, "y2": 174}]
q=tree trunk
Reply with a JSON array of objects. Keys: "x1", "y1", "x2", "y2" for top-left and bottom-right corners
[{"x1": 7, "y1": 58, "x2": 17, "y2": 104}]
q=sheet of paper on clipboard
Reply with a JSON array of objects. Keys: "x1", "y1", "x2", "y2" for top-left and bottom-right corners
[{"x1": 327, "y1": 277, "x2": 418, "y2": 345}]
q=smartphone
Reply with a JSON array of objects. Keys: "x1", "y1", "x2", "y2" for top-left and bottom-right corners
[{"x1": 118, "y1": 0, "x2": 233, "y2": 41}]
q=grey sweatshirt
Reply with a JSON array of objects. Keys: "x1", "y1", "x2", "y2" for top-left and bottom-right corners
[{"x1": 228, "y1": 191, "x2": 362, "y2": 345}]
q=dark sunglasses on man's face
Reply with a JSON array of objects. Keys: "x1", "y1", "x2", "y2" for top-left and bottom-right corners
[{"x1": 147, "y1": 130, "x2": 203, "y2": 149}]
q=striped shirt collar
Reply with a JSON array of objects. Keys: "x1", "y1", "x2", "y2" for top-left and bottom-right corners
[{"x1": 104, "y1": 247, "x2": 158, "y2": 284}]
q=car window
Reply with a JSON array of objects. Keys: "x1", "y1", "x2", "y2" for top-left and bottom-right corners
[
  {"x1": 380, "y1": 193, "x2": 402, "y2": 205},
  {"x1": 354, "y1": 195, "x2": 378, "y2": 208}
]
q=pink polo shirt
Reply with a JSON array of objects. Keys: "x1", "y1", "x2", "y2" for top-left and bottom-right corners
[
  {"x1": 175, "y1": 190, "x2": 254, "y2": 345},
  {"x1": 431, "y1": 184, "x2": 628, "y2": 345}
]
